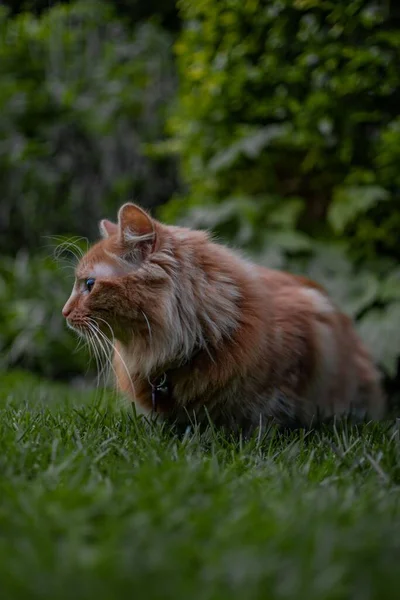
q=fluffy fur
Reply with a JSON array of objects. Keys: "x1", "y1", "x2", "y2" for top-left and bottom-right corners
[{"x1": 62, "y1": 203, "x2": 385, "y2": 432}]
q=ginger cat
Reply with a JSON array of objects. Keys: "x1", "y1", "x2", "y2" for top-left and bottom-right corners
[{"x1": 62, "y1": 203, "x2": 385, "y2": 432}]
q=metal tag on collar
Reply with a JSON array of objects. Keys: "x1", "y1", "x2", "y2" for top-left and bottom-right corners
[{"x1": 148, "y1": 373, "x2": 168, "y2": 412}]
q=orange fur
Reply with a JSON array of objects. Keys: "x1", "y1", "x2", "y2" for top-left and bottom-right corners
[{"x1": 62, "y1": 203, "x2": 385, "y2": 432}]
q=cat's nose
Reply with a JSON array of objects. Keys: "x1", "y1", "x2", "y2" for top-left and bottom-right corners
[
  {"x1": 62, "y1": 302, "x2": 72, "y2": 318},
  {"x1": 63, "y1": 292, "x2": 77, "y2": 318}
]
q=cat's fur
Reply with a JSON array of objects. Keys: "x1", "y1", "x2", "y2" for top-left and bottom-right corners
[{"x1": 62, "y1": 203, "x2": 385, "y2": 432}]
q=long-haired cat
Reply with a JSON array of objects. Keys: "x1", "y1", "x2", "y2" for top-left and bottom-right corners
[{"x1": 62, "y1": 203, "x2": 385, "y2": 432}]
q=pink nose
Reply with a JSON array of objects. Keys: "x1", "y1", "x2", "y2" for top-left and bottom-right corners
[{"x1": 62, "y1": 303, "x2": 72, "y2": 318}]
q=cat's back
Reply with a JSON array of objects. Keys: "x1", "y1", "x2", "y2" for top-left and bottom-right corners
[
  {"x1": 255, "y1": 264, "x2": 328, "y2": 295},
  {"x1": 250, "y1": 263, "x2": 385, "y2": 422}
]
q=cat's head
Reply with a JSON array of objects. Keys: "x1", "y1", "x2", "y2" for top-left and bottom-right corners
[
  {"x1": 62, "y1": 202, "x2": 234, "y2": 373},
  {"x1": 62, "y1": 203, "x2": 168, "y2": 344}
]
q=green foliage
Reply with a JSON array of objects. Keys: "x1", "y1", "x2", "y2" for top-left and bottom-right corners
[
  {"x1": 0, "y1": 252, "x2": 88, "y2": 378},
  {"x1": 0, "y1": 1, "x2": 176, "y2": 254},
  {"x1": 7, "y1": 0, "x2": 180, "y2": 31},
  {"x1": 170, "y1": 0, "x2": 400, "y2": 253},
  {"x1": 163, "y1": 0, "x2": 400, "y2": 385},
  {"x1": 328, "y1": 185, "x2": 389, "y2": 235},
  {"x1": 358, "y1": 302, "x2": 400, "y2": 379},
  {"x1": 1, "y1": 378, "x2": 400, "y2": 599}
]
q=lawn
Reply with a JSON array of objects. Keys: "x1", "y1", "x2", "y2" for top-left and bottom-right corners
[{"x1": 1, "y1": 371, "x2": 400, "y2": 600}]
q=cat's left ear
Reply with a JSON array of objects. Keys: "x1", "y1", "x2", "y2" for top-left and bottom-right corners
[{"x1": 117, "y1": 203, "x2": 156, "y2": 250}]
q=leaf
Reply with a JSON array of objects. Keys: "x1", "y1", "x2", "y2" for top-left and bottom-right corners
[
  {"x1": 268, "y1": 198, "x2": 305, "y2": 230},
  {"x1": 265, "y1": 230, "x2": 312, "y2": 253},
  {"x1": 358, "y1": 302, "x2": 400, "y2": 377},
  {"x1": 341, "y1": 272, "x2": 380, "y2": 317},
  {"x1": 328, "y1": 186, "x2": 389, "y2": 233},
  {"x1": 208, "y1": 125, "x2": 288, "y2": 172},
  {"x1": 379, "y1": 269, "x2": 400, "y2": 303}
]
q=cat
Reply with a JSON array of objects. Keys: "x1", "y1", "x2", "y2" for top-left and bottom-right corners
[{"x1": 62, "y1": 202, "x2": 385, "y2": 432}]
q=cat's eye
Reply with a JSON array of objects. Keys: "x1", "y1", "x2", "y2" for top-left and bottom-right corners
[{"x1": 85, "y1": 278, "x2": 95, "y2": 293}]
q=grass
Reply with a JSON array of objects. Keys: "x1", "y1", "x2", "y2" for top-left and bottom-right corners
[{"x1": 1, "y1": 371, "x2": 400, "y2": 600}]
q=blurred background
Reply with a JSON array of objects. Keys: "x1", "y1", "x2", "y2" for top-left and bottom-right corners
[{"x1": 1, "y1": 0, "x2": 399, "y2": 406}]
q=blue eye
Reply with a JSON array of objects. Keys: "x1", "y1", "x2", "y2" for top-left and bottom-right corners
[{"x1": 85, "y1": 278, "x2": 95, "y2": 292}]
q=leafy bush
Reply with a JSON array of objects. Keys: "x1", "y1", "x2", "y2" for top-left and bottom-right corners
[
  {"x1": 160, "y1": 0, "x2": 400, "y2": 390},
  {"x1": 168, "y1": 0, "x2": 400, "y2": 256},
  {"x1": 8, "y1": 0, "x2": 180, "y2": 31},
  {"x1": 0, "y1": 1, "x2": 177, "y2": 254},
  {"x1": 0, "y1": 252, "x2": 89, "y2": 379}
]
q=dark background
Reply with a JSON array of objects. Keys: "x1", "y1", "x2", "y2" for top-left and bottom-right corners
[{"x1": 1, "y1": 0, "x2": 399, "y2": 406}]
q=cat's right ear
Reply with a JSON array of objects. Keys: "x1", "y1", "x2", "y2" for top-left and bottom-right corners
[
  {"x1": 117, "y1": 203, "x2": 155, "y2": 245},
  {"x1": 99, "y1": 219, "x2": 118, "y2": 238}
]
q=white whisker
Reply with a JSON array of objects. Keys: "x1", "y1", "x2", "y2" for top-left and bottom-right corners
[
  {"x1": 47, "y1": 235, "x2": 88, "y2": 265},
  {"x1": 88, "y1": 329, "x2": 104, "y2": 387},
  {"x1": 85, "y1": 327, "x2": 103, "y2": 387},
  {"x1": 141, "y1": 310, "x2": 153, "y2": 345},
  {"x1": 87, "y1": 322, "x2": 112, "y2": 388},
  {"x1": 88, "y1": 317, "x2": 136, "y2": 398}
]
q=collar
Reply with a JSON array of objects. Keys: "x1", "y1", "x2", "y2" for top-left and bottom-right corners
[
  {"x1": 148, "y1": 372, "x2": 170, "y2": 412},
  {"x1": 148, "y1": 347, "x2": 203, "y2": 412}
]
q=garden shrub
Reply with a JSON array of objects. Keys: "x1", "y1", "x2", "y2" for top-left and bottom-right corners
[
  {"x1": 0, "y1": 1, "x2": 177, "y2": 254},
  {"x1": 0, "y1": 251, "x2": 89, "y2": 379},
  {"x1": 169, "y1": 0, "x2": 400, "y2": 253},
  {"x1": 8, "y1": 0, "x2": 180, "y2": 31}
]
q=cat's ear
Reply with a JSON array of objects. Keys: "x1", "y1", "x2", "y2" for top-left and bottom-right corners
[
  {"x1": 117, "y1": 203, "x2": 155, "y2": 247},
  {"x1": 99, "y1": 219, "x2": 118, "y2": 238}
]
